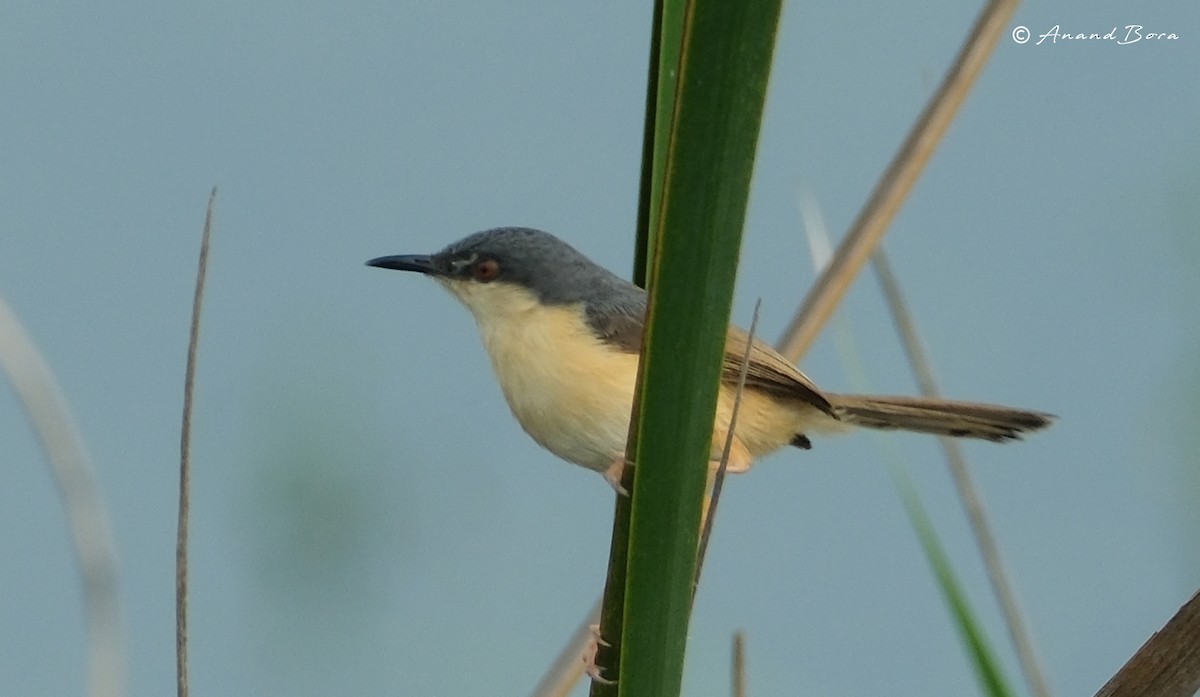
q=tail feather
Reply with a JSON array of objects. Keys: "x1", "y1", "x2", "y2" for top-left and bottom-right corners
[{"x1": 827, "y1": 394, "x2": 1054, "y2": 442}]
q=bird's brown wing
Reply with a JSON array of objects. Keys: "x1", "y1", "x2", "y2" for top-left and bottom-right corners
[
  {"x1": 590, "y1": 304, "x2": 833, "y2": 416},
  {"x1": 723, "y1": 327, "x2": 834, "y2": 416}
]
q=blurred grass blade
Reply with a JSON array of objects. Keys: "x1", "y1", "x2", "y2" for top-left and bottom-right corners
[
  {"x1": 589, "y1": 1, "x2": 784, "y2": 695},
  {"x1": 872, "y1": 249, "x2": 1052, "y2": 697},
  {"x1": 896, "y1": 477, "x2": 1017, "y2": 697},
  {"x1": 0, "y1": 294, "x2": 126, "y2": 697},
  {"x1": 732, "y1": 631, "x2": 747, "y2": 697},
  {"x1": 776, "y1": 0, "x2": 1021, "y2": 362}
]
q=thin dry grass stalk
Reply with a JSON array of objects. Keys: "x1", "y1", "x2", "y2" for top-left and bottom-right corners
[
  {"x1": 0, "y1": 296, "x2": 125, "y2": 697},
  {"x1": 775, "y1": 0, "x2": 1022, "y2": 361},
  {"x1": 872, "y1": 249, "x2": 1052, "y2": 697},
  {"x1": 177, "y1": 187, "x2": 217, "y2": 697},
  {"x1": 696, "y1": 299, "x2": 762, "y2": 587}
]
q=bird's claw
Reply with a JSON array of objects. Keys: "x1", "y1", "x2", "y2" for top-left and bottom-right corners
[
  {"x1": 583, "y1": 624, "x2": 616, "y2": 685},
  {"x1": 602, "y1": 456, "x2": 631, "y2": 497}
]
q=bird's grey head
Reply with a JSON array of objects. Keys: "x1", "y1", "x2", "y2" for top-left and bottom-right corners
[
  {"x1": 366, "y1": 227, "x2": 647, "y2": 323},
  {"x1": 367, "y1": 227, "x2": 637, "y2": 305}
]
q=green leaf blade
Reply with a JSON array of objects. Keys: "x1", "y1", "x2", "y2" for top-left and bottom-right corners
[
  {"x1": 897, "y1": 478, "x2": 1019, "y2": 697},
  {"x1": 610, "y1": 2, "x2": 784, "y2": 696}
]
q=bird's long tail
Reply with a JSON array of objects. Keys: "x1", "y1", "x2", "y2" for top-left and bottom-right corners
[{"x1": 826, "y1": 394, "x2": 1054, "y2": 442}]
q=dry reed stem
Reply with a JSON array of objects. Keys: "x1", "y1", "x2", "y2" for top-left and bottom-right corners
[
  {"x1": 776, "y1": 0, "x2": 1022, "y2": 361},
  {"x1": 1093, "y1": 588, "x2": 1200, "y2": 697},
  {"x1": 177, "y1": 187, "x2": 216, "y2": 697},
  {"x1": 872, "y1": 249, "x2": 1052, "y2": 697}
]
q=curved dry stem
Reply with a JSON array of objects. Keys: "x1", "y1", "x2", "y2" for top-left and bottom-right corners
[
  {"x1": 776, "y1": 0, "x2": 1022, "y2": 361},
  {"x1": 0, "y1": 295, "x2": 125, "y2": 697},
  {"x1": 177, "y1": 187, "x2": 217, "y2": 697}
]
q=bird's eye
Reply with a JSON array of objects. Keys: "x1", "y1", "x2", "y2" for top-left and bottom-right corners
[{"x1": 471, "y1": 258, "x2": 500, "y2": 282}]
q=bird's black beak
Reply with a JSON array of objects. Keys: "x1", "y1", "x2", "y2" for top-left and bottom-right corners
[{"x1": 365, "y1": 254, "x2": 446, "y2": 276}]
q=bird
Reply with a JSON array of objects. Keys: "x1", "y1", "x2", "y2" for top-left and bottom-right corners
[{"x1": 367, "y1": 227, "x2": 1053, "y2": 491}]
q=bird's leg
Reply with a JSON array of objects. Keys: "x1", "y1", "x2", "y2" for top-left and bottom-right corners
[
  {"x1": 709, "y1": 430, "x2": 755, "y2": 474},
  {"x1": 601, "y1": 454, "x2": 632, "y2": 496},
  {"x1": 583, "y1": 623, "x2": 615, "y2": 685}
]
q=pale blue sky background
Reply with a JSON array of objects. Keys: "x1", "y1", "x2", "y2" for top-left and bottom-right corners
[{"x1": 2, "y1": 2, "x2": 1198, "y2": 696}]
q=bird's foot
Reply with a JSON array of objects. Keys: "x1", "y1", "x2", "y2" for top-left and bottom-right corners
[
  {"x1": 601, "y1": 456, "x2": 632, "y2": 496},
  {"x1": 583, "y1": 623, "x2": 615, "y2": 685}
]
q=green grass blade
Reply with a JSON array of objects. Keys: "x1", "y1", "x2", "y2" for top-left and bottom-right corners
[
  {"x1": 632, "y1": 0, "x2": 667, "y2": 287},
  {"x1": 596, "y1": 2, "x2": 784, "y2": 696},
  {"x1": 587, "y1": 3, "x2": 667, "y2": 692},
  {"x1": 895, "y1": 476, "x2": 1018, "y2": 697}
]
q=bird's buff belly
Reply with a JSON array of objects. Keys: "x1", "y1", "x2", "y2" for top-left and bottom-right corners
[{"x1": 483, "y1": 312, "x2": 642, "y2": 471}]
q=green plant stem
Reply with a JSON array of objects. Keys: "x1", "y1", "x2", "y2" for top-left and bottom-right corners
[{"x1": 590, "y1": 2, "x2": 783, "y2": 696}]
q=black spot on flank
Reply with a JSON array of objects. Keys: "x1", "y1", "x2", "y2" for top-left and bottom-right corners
[{"x1": 790, "y1": 434, "x2": 812, "y2": 450}]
